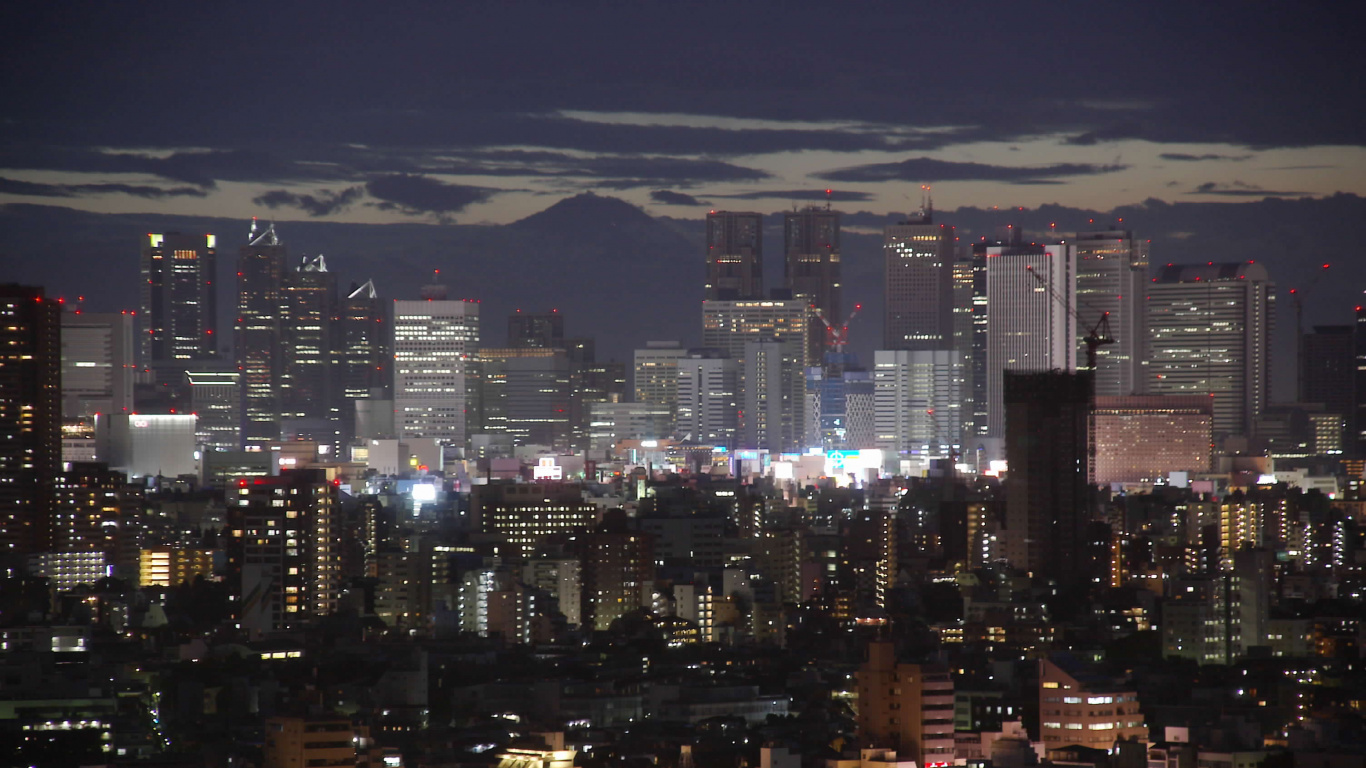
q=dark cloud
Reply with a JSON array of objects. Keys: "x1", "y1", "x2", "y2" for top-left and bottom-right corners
[
  {"x1": 1160, "y1": 153, "x2": 1252, "y2": 162},
  {"x1": 0, "y1": 145, "x2": 334, "y2": 188},
  {"x1": 252, "y1": 187, "x2": 364, "y2": 217},
  {"x1": 817, "y1": 157, "x2": 1127, "y2": 184},
  {"x1": 1190, "y1": 181, "x2": 1307, "y2": 197},
  {"x1": 364, "y1": 174, "x2": 496, "y2": 216},
  {"x1": 0, "y1": 176, "x2": 208, "y2": 199},
  {"x1": 710, "y1": 189, "x2": 874, "y2": 202},
  {"x1": 650, "y1": 190, "x2": 706, "y2": 205}
]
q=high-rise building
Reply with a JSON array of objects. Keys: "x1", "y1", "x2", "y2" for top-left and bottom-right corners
[
  {"x1": 633, "y1": 341, "x2": 687, "y2": 421},
  {"x1": 232, "y1": 468, "x2": 341, "y2": 636},
  {"x1": 236, "y1": 221, "x2": 288, "y2": 445},
  {"x1": 702, "y1": 299, "x2": 811, "y2": 446},
  {"x1": 856, "y1": 641, "x2": 956, "y2": 767},
  {"x1": 589, "y1": 401, "x2": 673, "y2": 454},
  {"x1": 476, "y1": 347, "x2": 572, "y2": 450},
  {"x1": 784, "y1": 207, "x2": 841, "y2": 362},
  {"x1": 1301, "y1": 324, "x2": 1354, "y2": 451},
  {"x1": 338, "y1": 279, "x2": 389, "y2": 445},
  {"x1": 960, "y1": 246, "x2": 989, "y2": 442},
  {"x1": 0, "y1": 285, "x2": 61, "y2": 558},
  {"x1": 1357, "y1": 306, "x2": 1366, "y2": 454},
  {"x1": 60, "y1": 310, "x2": 134, "y2": 419},
  {"x1": 579, "y1": 515, "x2": 654, "y2": 631},
  {"x1": 743, "y1": 338, "x2": 803, "y2": 453},
  {"x1": 1148, "y1": 262, "x2": 1275, "y2": 442},
  {"x1": 1074, "y1": 228, "x2": 1148, "y2": 397},
  {"x1": 1091, "y1": 395, "x2": 1213, "y2": 485},
  {"x1": 704, "y1": 211, "x2": 764, "y2": 301},
  {"x1": 186, "y1": 368, "x2": 242, "y2": 452},
  {"x1": 278, "y1": 255, "x2": 338, "y2": 441},
  {"x1": 474, "y1": 482, "x2": 599, "y2": 562},
  {"x1": 884, "y1": 210, "x2": 955, "y2": 351},
  {"x1": 507, "y1": 310, "x2": 565, "y2": 348},
  {"x1": 139, "y1": 232, "x2": 218, "y2": 370},
  {"x1": 393, "y1": 295, "x2": 479, "y2": 451},
  {"x1": 1003, "y1": 371, "x2": 1094, "y2": 583},
  {"x1": 805, "y1": 366, "x2": 876, "y2": 451},
  {"x1": 873, "y1": 350, "x2": 965, "y2": 469},
  {"x1": 675, "y1": 350, "x2": 740, "y2": 447},
  {"x1": 985, "y1": 242, "x2": 1077, "y2": 437},
  {"x1": 52, "y1": 462, "x2": 130, "y2": 571}
]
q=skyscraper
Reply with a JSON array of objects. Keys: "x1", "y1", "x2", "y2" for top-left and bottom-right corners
[
  {"x1": 743, "y1": 338, "x2": 802, "y2": 452},
  {"x1": 507, "y1": 310, "x2": 565, "y2": 348},
  {"x1": 139, "y1": 232, "x2": 218, "y2": 371},
  {"x1": 0, "y1": 285, "x2": 61, "y2": 558},
  {"x1": 1074, "y1": 228, "x2": 1148, "y2": 397},
  {"x1": 236, "y1": 220, "x2": 288, "y2": 445},
  {"x1": 186, "y1": 369, "x2": 242, "y2": 452},
  {"x1": 702, "y1": 299, "x2": 811, "y2": 448},
  {"x1": 704, "y1": 211, "x2": 764, "y2": 301},
  {"x1": 675, "y1": 350, "x2": 739, "y2": 447},
  {"x1": 633, "y1": 341, "x2": 687, "y2": 420},
  {"x1": 884, "y1": 209, "x2": 955, "y2": 351},
  {"x1": 985, "y1": 242, "x2": 1077, "y2": 437},
  {"x1": 1003, "y1": 370, "x2": 1094, "y2": 583},
  {"x1": 1301, "y1": 324, "x2": 1354, "y2": 451},
  {"x1": 873, "y1": 350, "x2": 965, "y2": 469},
  {"x1": 393, "y1": 295, "x2": 479, "y2": 452},
  {"x1": 784, "y1": 207, "x2": 841, "y2": 362},
  {"x1": 476, "y1": 347, "x2": 572, "y2": 449},
  {"x1": 278, "y1": 254, "x2": 338, "y2": 441},
  {"x1": 1147, "y1": 262, "x2": 1275, "y2": 442},
  {"x1": 60, "y1": 310, "x2": 134, "y2": 418},
  {"x1": 338, "y1": 279, "x2": 390, "y2": 446}
]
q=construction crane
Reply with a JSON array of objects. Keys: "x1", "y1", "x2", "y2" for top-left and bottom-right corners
[
  {"x1": 812, "y1": 302, "x2": 863, "y2": 354},
  {"x1": 1024, "y1": 265, "x2": 1115, "y2": 372}
]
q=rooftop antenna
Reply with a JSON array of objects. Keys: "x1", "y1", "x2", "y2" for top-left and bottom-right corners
[{"x1": 825, "y1": 188, "x2": 832, "y2": 211}]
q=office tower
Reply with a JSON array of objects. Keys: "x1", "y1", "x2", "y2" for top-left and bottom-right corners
[
  {"x1": 1301, "y1": 324, "x2": 1354, "y2": 450},
  {"x1": 1003, "y1": 371, "x2": 1094, "y2": 583},
  {"x1": 704, "y1": 211, "x2": 764, "y2": 301},
  {"x1": 233, "y1": 468, "x2": 341, "y2": 635},
  {"x1": 961, "y1": 246, "x2": 989, "y2": 441},
  {"x1": 1038, "y1": 657, "x2": 1146, "y2": 752},
  {"x1": 278, "y1": 254, "x2": 338, "y2": 441},
  {"x1": 675, "y1": 350, "x2": 740, "y2": 447},
  {"x1": 633, "y1": 341, "x2": 687, "y2": 418},
  {"x1": 0, "y1": 285, "x2": 61, "y2": 558},
  {"x1": 474, "y1": 482, "x2": 599, "y2": 562},
  {"x1": 338, "y1": 279, "x2": 390, "y2": 445},
  {"x1": 60, "y1": 310, "x2": 134, "y2": 418},
  {"x1": 702, "y1": 299, "x2": 812, "y2": 364},
  {"x1": 856, "y1": 641, "x2": 956, "y2": 767},
  {"x1": 874, "y1": 350, "x2": 965, "y2": 469},
  {"x1": 507, "y1": 310, "x2": 565, "y2": 348},
  {"x1": 186, "y1": 368, "x2": 241, "y2": 451},
  {"x1": 579, "y1": 515, "x2": 654, "y2": 631},
  {"x1": 1074, "y1": 228, "x2": 1148, "y2": 396},
  {"x1": 393, "y1": 296, "x2": 479, "y2": 451},
  {"x1": 1091, "y1": 395, "x2": 1213, "y2": 485},
  {"x1": 476, "y1": 347, "x2": 572, "y2": 449},
  {"x1": 743, "y1": 338, "x2": 803, "y2": 452},
  {"x1": 1148, "y1": 262, "x2": 1275, "y2": 442},
  {"x1": 572, "y1": 359, "x2": 626, "y2": 451},
  {"x1": 588, "y1": 402, "x2": 673, "y2": 454},
  {"x1": 138, "y1": 232, "x2": 217, "y2": 370},
  {"x1": 884, "y1": 209, "x2": 955, "y2": 351},
  {"x1": 806, "y1": 366, "x2": 875, "y2": 451},
  {"x1": 236, "y1": 220, "x2": 288, "y2": 445},
  {"x1": 985, "y1": 242, "x2": 1077, "y2": 437},
  {"x1": 784, "y1": 207, "x2": 841, "y2": 362}
]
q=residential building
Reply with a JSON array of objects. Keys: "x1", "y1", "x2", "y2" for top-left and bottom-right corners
[
  {"x1": 0, "y1": 284, "x2": 62, "y2": 557},
  {"x1": 856, "y1": 641, "x2": 956, "y2": 767}
]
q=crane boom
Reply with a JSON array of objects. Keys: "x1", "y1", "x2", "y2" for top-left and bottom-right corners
[{"x1": 1024, "y1": 264, "x2": 1115, "y2": 371}]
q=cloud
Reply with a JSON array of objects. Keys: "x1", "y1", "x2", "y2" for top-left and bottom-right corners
[
  {"x1": 1190, "y1": 181, "x2": 1306, "y2": 197},
  {"x1": 252, "y1": 187, "x2": 364, "y2": 217},
  {"x1": 0, "y1": 176, "x2": 209, "y2": 199},
  {"x1": 364, "y1": 174, "x2": 496, "y2": 216},
  {"x1": 710, "y1": 189, "x2": 875, "y2": 202},
  {"x1": 817, "y1": 157, "x2": 1127, "y2": 184},
  {"x1": 650, "y1": 190, "x2": 706, "y2": 205},
  {"x1": 1160, "y1": 152, "x2": 1252, "y2": 162}
]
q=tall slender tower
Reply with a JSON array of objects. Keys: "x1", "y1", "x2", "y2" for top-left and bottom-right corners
[
  {"x1": 884, "y1": 207, "x2": 954, "y2": 351},
  {"x1": 1148, "y1": 262, "x2": 1274, "y2": 443},
  {"x1": 0, "y1": 285, "x2": 61, "y2": 558},
  {"x1": 278, "y1": 254, "x2": 338, "y2": 440},
  {"x1": 236, "y1": 220, "x2": 287, "y2": 446},
  {"x1": 393, "y1": 290, "x2": 479, "y2": 451},
  {"x1": 704, "y1": 212, "x2": 764, "y2": 301},
  {"x1": 784, "y1": 206, "x2": 841, "y2": 362},
  {"x1": 984, "y1": 242, "x2": 1077, "y2": 437},
  {"x1": 139, "y1": 232, "x2": 217, "y2": 376},
  {"x1": 338, "y1": 279, "x2": 390, "y2": 445},
  {"x1": 1074, "y1": 228, "x2": 1148, "y2": 396}
]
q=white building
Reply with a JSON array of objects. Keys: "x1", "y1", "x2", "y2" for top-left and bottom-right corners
[
  {"x1": 675, "y1": 352, "x2": 739, "y2": 447},
  {"x1": 393, "y1": 298, "x2": 479, "y2": 450},
  {"x1": 985, "y1": 243, "x2": 1077, "y2": 437},
  {"x1": 874, "y1": 350, "x2": 965, "y2": 470},
  {"x1": 96, "y1": 413, "x2": 198, "y2": 479}
]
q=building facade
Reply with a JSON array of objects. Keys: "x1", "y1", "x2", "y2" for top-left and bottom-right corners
[{"x1": 393, "y1": 296, "x2": 479, "y2": 451}]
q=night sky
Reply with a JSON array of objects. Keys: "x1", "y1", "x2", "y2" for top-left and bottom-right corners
[{"x1": 2, "y1": 1, "x2": 1363, "y2": 224}]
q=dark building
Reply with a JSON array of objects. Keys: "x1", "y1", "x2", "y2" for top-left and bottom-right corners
[
  {"x1": 508, "y1": 310, "x2": 565, "y2": 349},
  {"x1": 236, "y1": 221, "x2": 288, "y2": 446},
  {"x1": 579, "y1": 512, "x2": 655, "y2": 632},
  {"x1": 138, "y1": 232, "x2": 218, "y2": 375},
  {"x1": 278, "y1": 255, "x2": 339, "y2": 443},
  {"x1": 1004, "y1": 370, "x2": 1096, "y2": 586},
  {"x1": 338, "y1": 279, "x2": 390, "y2": 444},
  {"x1": 1301, "y1": 324, "x2": 1354, "y2": 451},
  {"x1": 0, "y1": 285, "x2": 61, "y2": 559},
  {"x1": 884, "y1": 207, "x2": 954, "y2": 351},
  {"x1": 704, "y1": 211, "x2": 764, "y2": 301},
  {"x1": 1357, "y1": 307, "x2": 1366, "y2": 454},
  {"x1": 784, "y1": 207, "x2": 841, "y2": 362}
]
